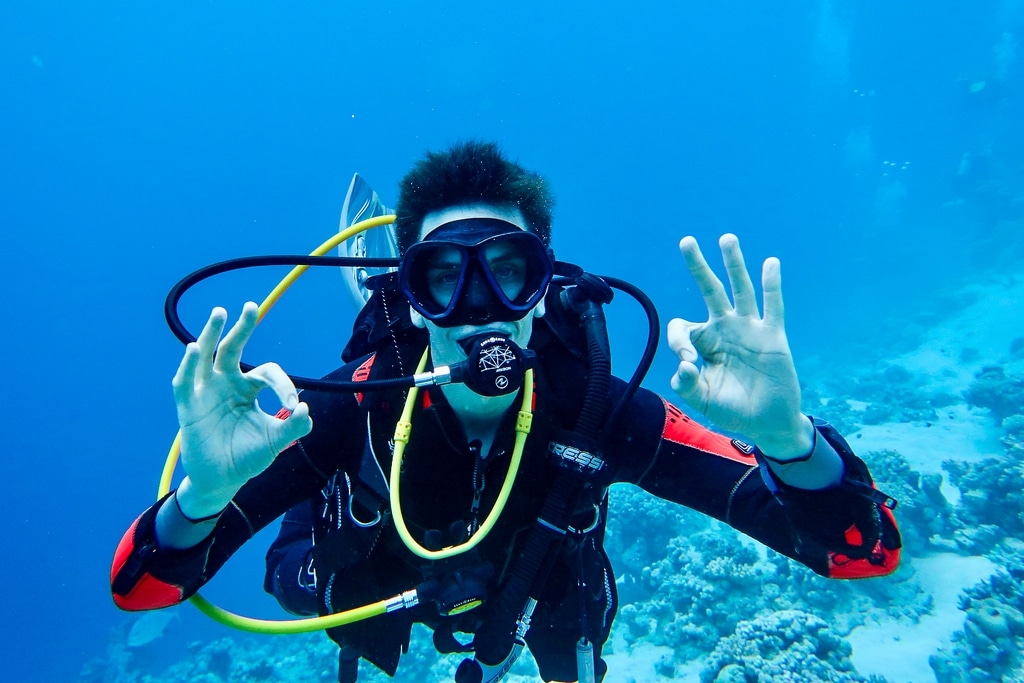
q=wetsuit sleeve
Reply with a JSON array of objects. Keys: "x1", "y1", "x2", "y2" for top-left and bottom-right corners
[
  {"x1": 110, "y1": 447, "x2": 332, "y2": 610},
  {"x1": 111, "y1": 371, "x2": 366, "y2": 611},
  {"x1": 110, "y1": 491, "x2": 214, "y2": 610},
  {"x1": 613, "y1": 388, "x2": 901, "y2": 579}
]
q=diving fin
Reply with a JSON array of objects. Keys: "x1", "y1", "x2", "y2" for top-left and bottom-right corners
[{"x1": 337, "y1": 173, "x2": 398, "y2": 309}]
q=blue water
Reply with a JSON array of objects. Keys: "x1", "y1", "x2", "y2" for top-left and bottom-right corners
[{"x1": 2, "y1": 2, "x2": 1022, "y2": 681}]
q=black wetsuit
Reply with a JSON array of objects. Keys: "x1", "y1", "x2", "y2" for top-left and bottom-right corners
[{"x1": 111, "y1": 297, "x2": 901, "y2": 682}]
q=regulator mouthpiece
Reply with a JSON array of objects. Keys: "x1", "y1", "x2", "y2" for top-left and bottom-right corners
[{"x1": 453, "y1": 334, "x2": 535, "y2": 397}]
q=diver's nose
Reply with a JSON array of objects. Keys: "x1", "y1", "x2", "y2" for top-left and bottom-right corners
[{"x1": 459, "y1": 268, "x2": 495, "y2": 325}]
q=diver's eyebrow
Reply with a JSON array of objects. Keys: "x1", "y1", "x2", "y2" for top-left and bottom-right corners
[
  {"x1": 426, "y1": 250, "x2": 462, "y2": 267},
  {"x1": 482, "y1": 242, "x2": 523, "y2": 260},
  {"x1": 486, "y1": 251, "x2": 525, "y2": 264}
]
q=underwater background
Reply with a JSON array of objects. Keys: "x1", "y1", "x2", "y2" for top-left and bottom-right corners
[{"x1": 3, "y1": 1, "x2": 1023, "y2": 681}]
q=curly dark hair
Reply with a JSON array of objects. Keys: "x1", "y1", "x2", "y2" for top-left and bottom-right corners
[{"x1": 394, "y1": 140, "x2": 555, "y2": 254}]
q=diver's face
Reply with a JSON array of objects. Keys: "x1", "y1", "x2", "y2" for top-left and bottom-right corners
[{"x1": 410, "y1": 204, "x2": 546, "y2": 368}]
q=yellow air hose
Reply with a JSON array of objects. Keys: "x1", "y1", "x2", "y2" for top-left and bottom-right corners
[
  {"x1": 389, "y1": 349, "x2": 533, "y2": 560},
  {"x1": 157, "y1": 214, "x2": 394, "y2": 500},
  {"x1": 155, "y1": 213, "x2": 533, "y2": 633}
]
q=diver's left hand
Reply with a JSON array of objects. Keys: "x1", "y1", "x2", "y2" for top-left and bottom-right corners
[{"x1": 668, "y1": 234, "x2": 811, "y2": 456}]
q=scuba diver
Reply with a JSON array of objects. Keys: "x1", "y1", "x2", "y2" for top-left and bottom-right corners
[{"x1": 111, "y1": 141, "x2": 901, "y2": 683}]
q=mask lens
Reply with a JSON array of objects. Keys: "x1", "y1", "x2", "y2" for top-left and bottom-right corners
[
  {"x1": 402, "y1": 244, "x2": 467, "y2": 317},
  {"x1": 481, "y1": 240, "x2": 528, "y2": 301},
  {"x1": 399, "y1": 227, "x2": 552, "y2": 325},
  {"x1": 479, "y1": 233, "x2": 548, "y2": 307},
  {"x1": 423, "y1": 245, "x2": 465, "y2": 311}
]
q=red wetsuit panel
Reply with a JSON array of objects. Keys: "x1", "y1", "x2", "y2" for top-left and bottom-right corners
[
  {"x1": 352, "y1": 354, "x2": 376, "y2": 405},
  {"x1": 828, "y1": 505, "x2": 901, "y2": 578},
  {"x1": 110, "y1": 517, "x2": 185, "y2": 610},
  {"x1": 660, "y1": 399, "x2": 757, "y2": 466}
]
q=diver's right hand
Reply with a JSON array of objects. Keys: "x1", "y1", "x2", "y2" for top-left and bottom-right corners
[{"x1": 171, "y1": 302, "x2": 313, "y2": 519}]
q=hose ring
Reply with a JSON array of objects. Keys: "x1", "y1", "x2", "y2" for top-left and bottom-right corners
[
  {"x1": 348, "y1": 495, "x2": 383, "y2": 528},
  {"x1": 568, "y1": 503, "x2": 601, "y2": 535}
]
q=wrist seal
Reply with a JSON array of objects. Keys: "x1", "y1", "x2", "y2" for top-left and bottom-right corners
[{"x1": 759, "y1": 418, "x2": 816, "y2": 464}]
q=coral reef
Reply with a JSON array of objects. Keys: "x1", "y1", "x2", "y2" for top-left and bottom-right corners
[
  {"x1": 805, "y1": 365, "x2": 959, "y2": 429},
  {"x1": 942, "y1": 449, "x2": 1024, "y2": 555},
  {"x1": 698, "y1": 610, "x2": 882, "y2": 683},
  {"x1": 800, "y1": 384, "x2": 862, "y2": 436},
  {"x1": 856, "y1": 365, "x2": 957, "y2": 426},
  {"x1": 611, "y1": 512, "x2": 928, "y2": 671},
  {"x1": 964, "y1": 366, "x2": 1024, "y2": 425},
  {"x1": 80, "y1": 632, "x2": 341, "y2": 683},
  {"x1": 604, "y1": 483, "x2": 711, "y2": 604},
  {"x1": 79, "y1": 622, "x2": 547, "y2": 683},
  {"x1": 930, "y1": 539, "x2": 1024, "y2": 682},
  {"x1": 934, "y1": 363, "x2": 1024, "y2": 555},
  {"x1": 615, "y1": 527, "x2": 773, "y2": 662},
  {"x1": 1000, "y1": 413, "x2": 1024, "y2": 459}
]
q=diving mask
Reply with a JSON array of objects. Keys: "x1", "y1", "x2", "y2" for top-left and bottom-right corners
[{"x1": 399, "y1": 218, "x2": 553, "y2": 327}]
